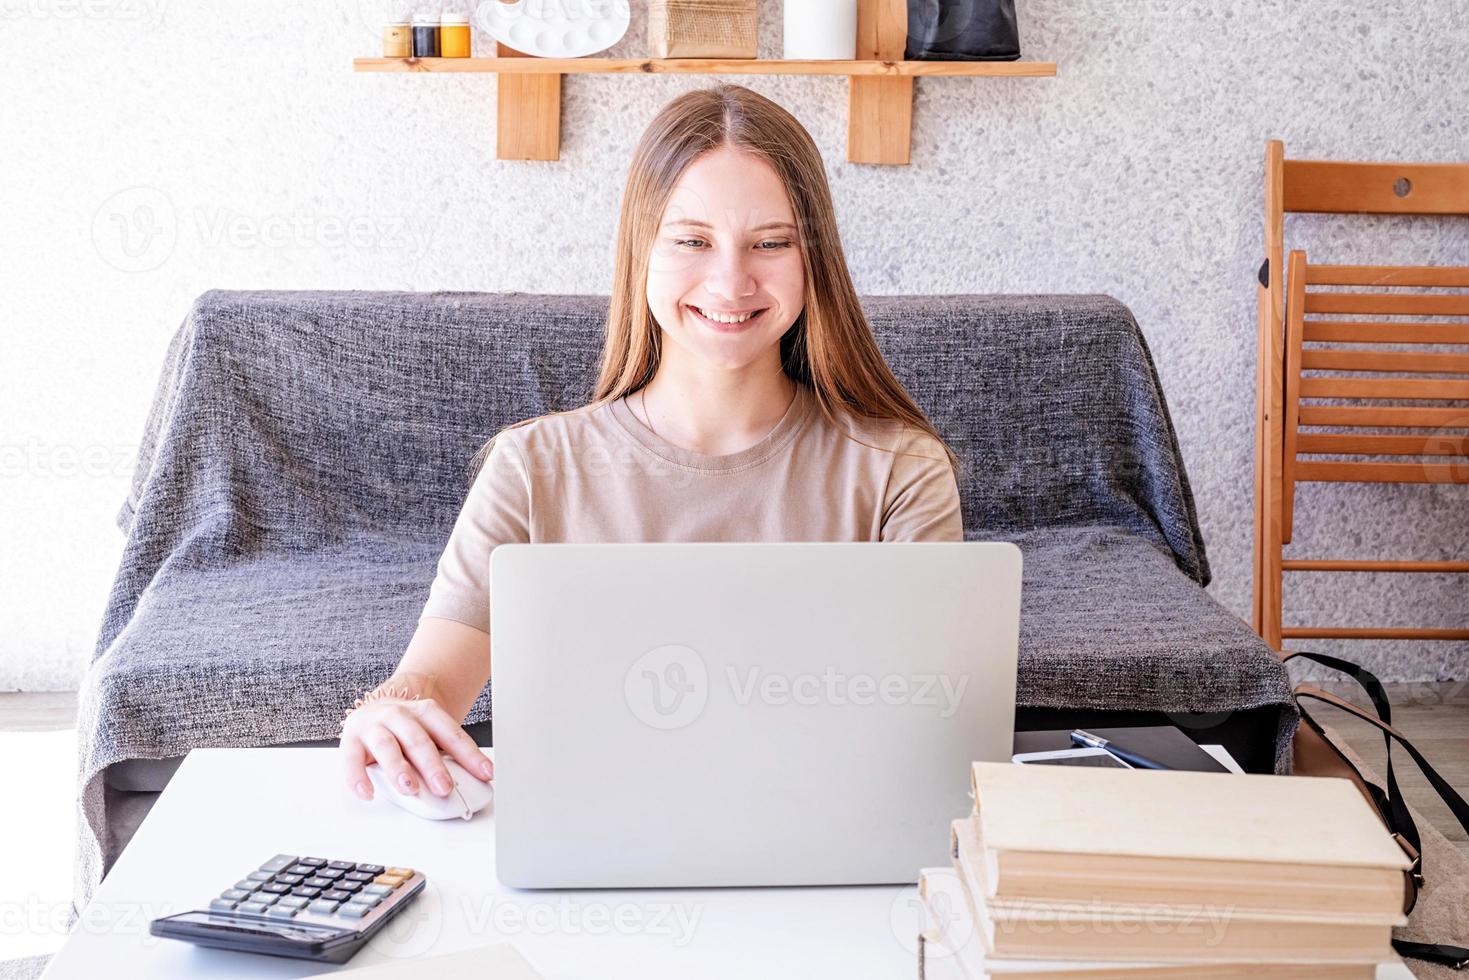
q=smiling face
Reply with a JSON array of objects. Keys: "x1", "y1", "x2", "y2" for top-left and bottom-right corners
[{"x1": 645, "y1": 145, "x2": 807, "y2": 375}]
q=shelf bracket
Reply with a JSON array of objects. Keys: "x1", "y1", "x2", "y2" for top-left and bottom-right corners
[
  {"x1": 496, "y1": 42, "x2": 562, "y2": 161},
  {"x1": 847, "y1": 0, "x2": 913, "y2": 164}
]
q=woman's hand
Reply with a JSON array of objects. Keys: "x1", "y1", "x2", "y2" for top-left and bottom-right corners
[{"x1": 340, "y1": 696, "x2": 493, "y2": 801}]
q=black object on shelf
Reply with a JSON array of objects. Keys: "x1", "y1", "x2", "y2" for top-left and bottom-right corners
[{"x1": 905, "y1": 0, "x2": 1021, "y2": 61}]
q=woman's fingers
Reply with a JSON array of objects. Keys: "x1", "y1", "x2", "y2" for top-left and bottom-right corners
[
  {"x1": 414, "y1": 703, "x2": 494, "y2": 782},
  {"x1": 382, "y1": 709, "x2": 456, "y2": 798},
  {"x1": 361, "y1": 725, "x2": 420, "y2": 796},
  {"x1": 340, "y1": 735, "x2": 373, "y2": 801}
]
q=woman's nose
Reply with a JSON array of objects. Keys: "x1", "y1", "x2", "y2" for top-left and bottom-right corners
[{"x1": 703, "y1": 255, "x2": 758, "y2": 303}]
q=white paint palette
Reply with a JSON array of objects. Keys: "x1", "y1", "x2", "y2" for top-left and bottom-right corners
[{"x1": 476, "y1": 0, "x2": 631, "y2": 59}]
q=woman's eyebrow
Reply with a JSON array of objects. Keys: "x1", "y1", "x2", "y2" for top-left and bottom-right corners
[{"x1": 663, "y1": 219, "x2": 797, "y2": 232}]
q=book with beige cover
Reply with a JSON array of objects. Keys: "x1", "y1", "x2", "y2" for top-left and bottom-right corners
[
  {"x1": 967, "y1": 762, "x2": 1411, "y2": 920},
  {"x1": 917, "y1": 868, "x2": 1377, "y2": 980}
]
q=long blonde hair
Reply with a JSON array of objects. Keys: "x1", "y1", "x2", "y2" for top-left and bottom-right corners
[{"x1": 481, "y1": 83, "x2": 957, "y2": 472}]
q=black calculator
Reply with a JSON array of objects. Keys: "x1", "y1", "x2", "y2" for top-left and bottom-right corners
[{"x1": 150, "y1": 853, "x2": 427, "y2": 964}]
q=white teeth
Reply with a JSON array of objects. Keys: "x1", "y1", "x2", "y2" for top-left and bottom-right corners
[{"x1": 694, "y1": 306, "x2": 759, "y2": 325}]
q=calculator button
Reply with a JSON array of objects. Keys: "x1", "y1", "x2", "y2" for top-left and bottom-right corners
[
  {"x1": 220, "y1": 889, "x2": 251, "y2": 902},
  {"x1": 287, "y1": 864, "x2": 318, "y2": 876},
  {"x1": 316, "y1": 867, "x2": 345, "y2": 880},
  {"x1": 277, "y1": 896, "x2": 310, "y2": 909},
  {"x1": 246, "y1": 871, "x2": 272, "y2": 882},
  {"x1": 291, "y1": 886, "x2": 323, "y2": 899},
  {"x1": 339, "y1": 902, "x2": 373, "y2": 919},
  {"x1": 353, "y1": 892, "x2": 383, "y2": 908},
  {"x1": 232, "y1": 880, "x2": 260, "y2": 893},
  {"x1": 354, "y1": 864, "x2": 386, "y2": 875},
  {"x1": 343, "y1": 871, "x2": 375, "y2": 883},
  {"x1": 373, "y1": 874, "x2": 407, "y2": 888},
  {"x1": 321, "y1": 889, "x2": 352, "y2": 902},
  {"x1": 298, "y1": 857, "x2": 327, "y2": 867},
  {"x1": 259, "y1": 854, "x2": 298, "y2": 872},
  {"x1": 238, "y1": 901, "x2": 269, "y2": 915},
  {"x1": 385, "y1": 867, "x2": 413, "y2": 878},
  {"x1": 309, "y1": 900, "x2": 341, "y2": 915},
  {"x1": 209, "y1": 898, "x2": 237, "y2": 912},
  {"x1": 362, "y1": 884, "x2": 393, "y2": 897},
  {"x1": 266, "y1": 905, "x2": 300, "y2": 918},
  {"x1": 260, "y1": 883, "x2": 291, "y2": 895},
  {"x1": 304, "y1": 877, "x2": 333, "y2": 889},
  {"x1": 273, "y1": 873, "x2": 304, "y2": 886},
  {"x1": 335, "y1": 880, "x2": 364, "y2": 894},
  {"x1": 327, "y1": 860, "x2": 355, "y2": 871}
]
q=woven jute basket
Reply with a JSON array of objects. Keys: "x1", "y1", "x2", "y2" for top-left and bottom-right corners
[{"x1": 648, "y1": 0, "x2": 758, "y2": 58}]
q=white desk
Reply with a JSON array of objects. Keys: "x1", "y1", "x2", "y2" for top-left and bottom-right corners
[
  {"x1": 43, "y1": 748, "x2": 924, "y2": 978},
  {"x1": 44, "y1": 748, "x2": 1420, "y2": 979}
]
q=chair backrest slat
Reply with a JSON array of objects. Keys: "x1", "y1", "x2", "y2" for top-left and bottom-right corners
[
  {"x1": 1282, "y1": 159, "x2": 1469, "y2": 215},
  {"x1": 1295, "y1": 461, "x2": 1466, "y2": 484},
  {"x1": 1299, "y1": 404, "x2": 1469, "y2": 428},
  {"x1": 1302, "y1": 321, "x2": 1469, "y2": 344},
  {"x1": 1297, "y1": 433, "x2": 1468, "y2": 456},
  {"x1": 1299, "y1": 376, "x2": 1469, "y2": 400},
  {"x1": 1305, "y1": 265, "x2": 1469, "y2": 288},
  {"x1": 1299, "y1": 349, "x2": 1469, "y2": 374},
  {"x1": 1304, "y1": 291, "x2": 1469, "y2": 317}
]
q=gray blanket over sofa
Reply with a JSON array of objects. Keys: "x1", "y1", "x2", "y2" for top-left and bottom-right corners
[{"x1": 76, "y1": 290, "x2": 1295, "y2": 910}]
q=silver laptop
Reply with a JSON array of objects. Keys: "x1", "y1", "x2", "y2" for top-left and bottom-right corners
[{"x1": 489, "y1": 542, "x2": 1022, "y2": 889}]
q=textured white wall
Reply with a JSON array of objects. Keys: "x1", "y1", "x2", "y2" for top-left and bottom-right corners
[{"x1": 3, "y1": 0, "x2": 1465, "y2": 690}]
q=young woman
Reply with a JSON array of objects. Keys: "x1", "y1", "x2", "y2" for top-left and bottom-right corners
[{"x1": 339, "y1": 84, "x2": 963, "y2": 803}]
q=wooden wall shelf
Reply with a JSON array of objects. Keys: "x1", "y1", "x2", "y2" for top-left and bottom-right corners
[
  {"x1": 353, "y1": 0, "x2": 1055, "y2": 164},
  {"x1": 352, "y1": 56, "x2": 1056, "y2": 78}
]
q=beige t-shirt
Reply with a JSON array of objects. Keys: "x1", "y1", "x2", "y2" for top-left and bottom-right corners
[{"x1": 420, "y1": 383, "x2": 964, "y2": 634}]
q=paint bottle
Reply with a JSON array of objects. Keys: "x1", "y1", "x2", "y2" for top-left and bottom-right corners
[
  {"x1": 412, "y1": 13, "x2": 440, "y2": 57},
  {"x1": 383, "y1": 20, "x2": 411, "y2": 58},
  {"x1": 441, "y1": 12, "x2": 472, "y2": 57}
]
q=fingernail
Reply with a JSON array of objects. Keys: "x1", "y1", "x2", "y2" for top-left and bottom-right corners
[
  {"x1": 354, "y1": 780, "x2": 371, "y2": 801},
  {"x1": 432, "y1": 774, "x2": 452, "y2": 796},
  {"x1": 398, "y1": 773, "x2": 415, "y2": 793},
  {"x1": 479, "y1": 761, "x2": 493, "y2": 779}
]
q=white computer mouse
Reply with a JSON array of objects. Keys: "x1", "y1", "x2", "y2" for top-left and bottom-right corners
[{"x1": 365, "y1": 755, "x2": 494, "y2": 821}]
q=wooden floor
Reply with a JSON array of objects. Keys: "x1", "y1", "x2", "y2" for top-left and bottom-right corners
[{"x1": 5, "y1": 685, "x2": 1466, "y2": 857}]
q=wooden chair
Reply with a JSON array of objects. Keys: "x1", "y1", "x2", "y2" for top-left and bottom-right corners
[{"x1": 1253, "y1": 141, "x2": 1469, "y2": 652}]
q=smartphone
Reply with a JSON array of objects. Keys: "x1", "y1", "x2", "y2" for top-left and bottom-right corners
[{"x1": 1011, "y1": 747, "x2": 1132, "y2": 768}]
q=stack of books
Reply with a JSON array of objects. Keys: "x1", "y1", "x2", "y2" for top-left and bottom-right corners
[{"x1": 916, "y1": 761, "x2": 1413, "y2": 979}]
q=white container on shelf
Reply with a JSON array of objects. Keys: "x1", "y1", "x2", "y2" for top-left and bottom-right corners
[{"x1": 783, "y1": 0, "x2": 859, "y2": 60}]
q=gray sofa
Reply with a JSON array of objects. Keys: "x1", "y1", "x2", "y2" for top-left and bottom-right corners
[{"x1": 75, "y1": 290, "x2": 1296, "y2": 911}]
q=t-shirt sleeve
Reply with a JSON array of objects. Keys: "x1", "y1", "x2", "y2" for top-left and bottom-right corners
[
  {"x1": 419, "y1": 432, "x2": 533, "y2": 634},
  {"x1": 880, "y1": 428, "x2": 964, "y2": 542}
]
